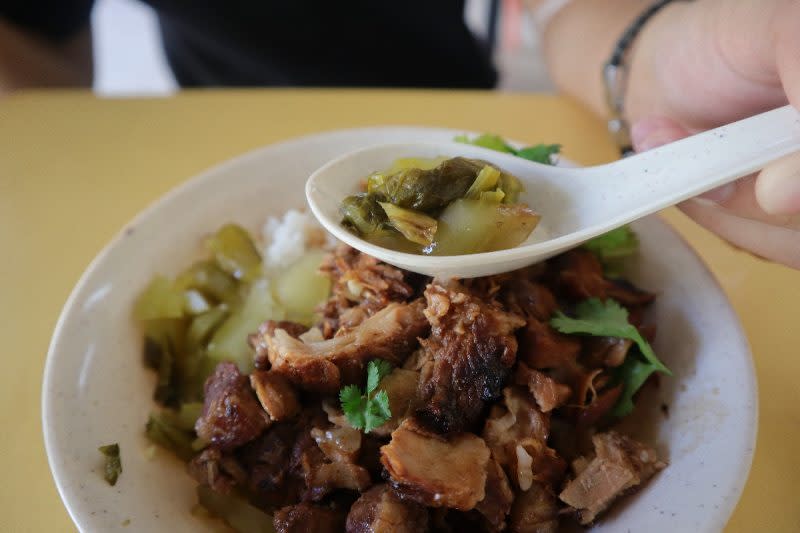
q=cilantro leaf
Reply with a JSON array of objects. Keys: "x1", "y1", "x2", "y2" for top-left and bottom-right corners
[
  {"x1": 366, "y1": 359, "x2": 394, "y2": 394},
  {"x1": 551, "y1": 299, "x2": 669, "y2": 374},
  {"x1": 454, "y1": 134, "x2": 561, "y2": 165},
  {"x1": 364, "y1": 390, "x2": 392, "y2": 433},
  {"x1": 515, "y1": 144, "x2": 562, "y2": 165},
  {"x1": 550, "y1": 298, "x2": 671, "y2": 417},
  {"x1": 612, "y1": 356, "x2": 659, "y2": 417},
  {"x1": 339, "y1": 385, "x2": 366, "y2": 430},
  {"x1": 340, "y1": 360, "x2": 393, "y2": 433},
  {"x1": 455, "y1": 133, "x2": 516, "y2": 154}
]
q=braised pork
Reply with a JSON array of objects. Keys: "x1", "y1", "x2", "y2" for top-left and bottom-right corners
[
  {"x1": 195, "y1": 362, "x2": 269, "y2": 451},
  {"x1": 559, "y1": 431, "x2": 666, "y2": 524},
  {"x1": 380, "y1": 419, "x2": 490, "y2": 511},
  {"x1": 346, "y1": 484, "x2": 429, "y2": 533},
  {"x1": 415, "y1": 281, "x2": 526, "y2": 433},
  {"x1": 258, "y1": 300, "x2": 428, "y2": 393}
]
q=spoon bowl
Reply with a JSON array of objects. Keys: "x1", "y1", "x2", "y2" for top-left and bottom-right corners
[{"x1": 306, "y1": 105, "x2": 800, "y2": 278}]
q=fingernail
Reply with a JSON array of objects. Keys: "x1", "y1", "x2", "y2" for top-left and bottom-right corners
[{"x1": 700, "y1": 183, "x2": 736, "y2": 204}]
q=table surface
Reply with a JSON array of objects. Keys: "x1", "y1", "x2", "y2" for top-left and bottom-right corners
[{"x1": 1, "y1": 89, "x2": 798, "y2": 532}]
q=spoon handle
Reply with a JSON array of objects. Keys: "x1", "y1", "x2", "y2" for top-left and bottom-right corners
[{"x1": 583, "y1": 105, "x2": 800, "y2": 222}]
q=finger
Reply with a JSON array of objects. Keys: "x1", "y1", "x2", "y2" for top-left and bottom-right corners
[
  {"x1": 754, "y1": 151, "x2": 800, "y2": 216},
  {"x1": 698, "y1": 174, "x2": 800, "y2": 229},
  {"x1": 774, "y1": 0, "x2": 800, "y2": 110},
  {"x1": 630, "y1": 116, "x2": 691, "y2": 152},
  {"x1": 679, "y1": 199, "x2": 800, "y2": 269},
  {"x1": 631, "y1": 116, "x2": 742, "y2": 205}
]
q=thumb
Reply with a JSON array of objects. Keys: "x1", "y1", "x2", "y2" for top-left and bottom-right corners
[{"x1": 754, "y1": 151, "x2": 800, "y2": 216}]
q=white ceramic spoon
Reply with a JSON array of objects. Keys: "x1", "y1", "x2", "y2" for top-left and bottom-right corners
[{"x1": 307, "y1": 105, "x2": 800, "y2": 278}]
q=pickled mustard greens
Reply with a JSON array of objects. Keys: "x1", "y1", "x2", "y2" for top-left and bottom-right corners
[
  {"x1": 134, "y1": 222, "x2": 331, "y2": 435},
  {"x1": 98, "y1": 443, "x2": 122, "y2": 486},
  {"x1": 196, "y1": 486, "x2": 276, "y2": 533},
  {"x1": 340, "y1": 156, "x2": 540, "y2": 255}
]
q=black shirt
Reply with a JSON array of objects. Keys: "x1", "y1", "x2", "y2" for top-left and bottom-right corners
[{"x1": 1, "y1": 0, "x2": 497, "y2": 89}]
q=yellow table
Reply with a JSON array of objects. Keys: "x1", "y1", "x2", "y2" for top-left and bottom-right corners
[{"x1": 1, "y1": 90, "x2": 797, "y2": 532}]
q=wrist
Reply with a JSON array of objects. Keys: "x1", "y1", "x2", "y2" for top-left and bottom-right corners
[{"x1": 623, "y1": 1, "x2": 695, "y2": 126}]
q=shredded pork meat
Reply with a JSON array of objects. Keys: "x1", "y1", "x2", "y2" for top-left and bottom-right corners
[
  {"x1": 346, "y1": 484, "x2": 429, "y2": 533},
  {"x1": 257, "y1": 300, "x2": 428, "y2": 393},
  {"x1": 273, "y1": 502, "x2": 346, "y2": 533},
  {"x1": 250, "y1": 370, "x2": 300, "y2": 421},
  {"x1": 319, "y1": 245, "x2": 417, "y2": 337},
  {"x1": 508, "y1": 482, "x2": 559, "y2": 533},
  {"x1": 559, "y1": 431, "x2": 666, "y2": 524},
  {"x1": 177, "y1": 246, "x2": 668, "y2": 532},
  {"x1": 515, "y1": 364, "x2": 571, "y2": 413},
  {"x1": 415, "y1": 281, "x2": 526, "y2": 433},
  {"x1": 194, "y1": 362, "x2": 269, "y2": 451},
  {"x1": 380, "y1": 419, "x2": 491, "y2": 511}
]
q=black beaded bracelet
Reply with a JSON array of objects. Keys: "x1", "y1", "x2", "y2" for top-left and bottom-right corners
[{"x1": 603, "y1": 0, "x2": 685, "y2": 156}]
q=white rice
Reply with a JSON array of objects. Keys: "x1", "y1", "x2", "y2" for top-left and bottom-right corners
[{"x1": 261, "y1": 209, "x2": 335, "y2": 270}]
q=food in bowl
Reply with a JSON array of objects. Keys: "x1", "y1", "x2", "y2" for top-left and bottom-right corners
[{"x1": 134, "y1": 204, "x2": 671, "y2": 532}]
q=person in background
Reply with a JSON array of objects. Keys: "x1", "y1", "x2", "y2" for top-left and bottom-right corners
[{"x1": 1, "y1": 0, "x2": 798, "y2": 268}]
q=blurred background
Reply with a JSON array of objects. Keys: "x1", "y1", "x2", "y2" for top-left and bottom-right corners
[{"x1": 92, "y1": 0, "x2": 553, "y2": 96}]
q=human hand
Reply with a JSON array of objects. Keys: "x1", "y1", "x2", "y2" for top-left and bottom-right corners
[{"x1": 624, "y1": 0, "x2": 800, "y2": 268}]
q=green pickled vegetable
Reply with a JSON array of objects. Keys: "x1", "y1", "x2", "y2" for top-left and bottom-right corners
[
  {"x1": 497, "y1": 172, "x2": 524, "y2": 203},
  {"x1": 183, "y1": 289, "x2": 212, "y2": 315},
  {"x1": 98, "y1": 443, "x2": 122, "y2": 486},
  {"x1": 206, "y1": 224, "x2": 262, "y2": 282},
  {"x1": 379, "y1": 202, "x2": 438, "y2": 246},
  {"x1": 583, "y1": 225, "x2": 639, "y2": 277},
  {"x1": 145, "y1": 407, "x2": 198, "y2": 461},
  {"x1": 361, "y1": 230, "x2": 424, "y2": 254},
  {"x1": 366, "y1": 157, "x2": 483, "y2": 211},
  {"x1": 197, "y1": 486, "x2": 275, "y2": 533},
  {"x1": 340, "y1": 193, "x2": 387, "y2": 235},
  {"x1": 341, "y1": 155, "x2": 536, "y2": 255},
  {"x1": 175, "y1": 261, "x2": 239, "y2": 305},
  {"x1": 465, "y1": 165, "x2": 501, "y2": 199},
  {"x1": 485, "y1": 204, "x2": 541, "y2": 250},
  {"x1": 433, "y1": 199, "x2": 539, "y2": 255},
  {"x1": 143, "y1": 318, "x2": 188, "y2": 407},
  {"x1": 479, "y1": 190, "x2": 505, "y2": 203},
  {"x1": 174, "y1": 402, "x2": 203, "y2": 430},
  {"x1": 384, "y1": 156, "x2": 447, "y2": 173},
  {"x1": 134, "y1": 275, "x2": 184, "y2": 321},
  {"x1": 273, "y1": 250, "x2": 331, "y2": 325},
  {"x1": 187, "y1": 305, "x2": 230, "y2": 353},
  {"x1": 182, "y1": 307, "x2": 230, "y2": 400},
  {"x1": 207, "y1": 279, "x2": 284, "y2": 373}
]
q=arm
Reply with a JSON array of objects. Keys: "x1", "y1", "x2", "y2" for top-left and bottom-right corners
[
  {"x1": 531, "y1": 0, "x2": 800, "y2": 269},
  {"x1": 0, "y1": 18, "x2": 93, "y2": 94},
  {"x1": 538, "y1": 0, "x2": 654, "y2": 118}
]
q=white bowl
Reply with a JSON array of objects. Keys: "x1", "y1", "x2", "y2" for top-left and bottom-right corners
[{"x1": 42, "y1": 127, "x2": 757, "y2": 533}]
